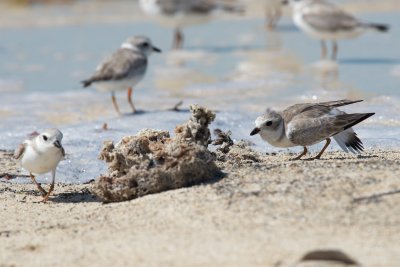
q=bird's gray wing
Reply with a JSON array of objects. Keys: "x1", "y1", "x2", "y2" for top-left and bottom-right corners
[
  {"x1": 287, "y1": 106, "x2": 373, "y2": 146},
  {"x1": 155, "y1": 0, "x2": 213, "y2": 14},
  {"x1": 156, "y1": 0, "x2": 241, "y2": 14},
  {"x1": 317, "y1": 99, "x2": 363, "y2": 108},
  {"x1": 14, "y1": 143, "x2": 26, "y2": 160},
  {"x1": 281, "y1": 100, "x2": 363, "y2": 123},
  {"x1": 281, "y1": 103, "x2": 319, "y2": 124},
  {"x1": 302, "y1": 1, "x2": 360, "y2": 32},
  {"x1": 83, "y1": 50, "x2": 147, "y2": 86},
  {"x1": 155, "y1": 0, "x2": 188, "y2": 14}
]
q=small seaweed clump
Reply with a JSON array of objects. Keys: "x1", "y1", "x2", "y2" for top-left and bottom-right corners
[
  {"x1": 92, "y1": 105, "x2": 220, "y2": 203},
  {"x1": 211, "y1": 128, "x2": 261, "y2": 165}
]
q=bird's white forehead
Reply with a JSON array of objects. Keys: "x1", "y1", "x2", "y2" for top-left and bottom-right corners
[
  {"x1": 255, "y1": 116, "x2": 266, "y2": 127},
  {"x1": 43, "y1": 128, "x2": 63, "y2": 140},
  {"x1": 121, "y1": 43, "x2": 136, "y2": 50}
]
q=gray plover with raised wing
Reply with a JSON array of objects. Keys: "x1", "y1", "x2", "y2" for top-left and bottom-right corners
[
  {"x1": 82, "y1": 36, "x2": 161, "y2": 115},
  {"x1": 14, "y1": 129, "x2": 65, "y2": 202},
  {"x1": 283, "y1": 0, "x2": 389, "y2": 60},
  {"x1": 250, "y1": 100, "x2": 374, "y2": 160},
  {"x1": 139, "y1": 0, "x2": 243, "y2": 49}
]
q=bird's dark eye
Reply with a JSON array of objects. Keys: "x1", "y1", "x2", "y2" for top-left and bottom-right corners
[
  {"x1": 266, "y1": 121, "x2": 273, "y2": 126},
  {"x1": 142, "y1": 42, "x2": 149, "y2": 47},
  {"x1": 43, "y1": 135, "x2": 48, "y2": 141}
]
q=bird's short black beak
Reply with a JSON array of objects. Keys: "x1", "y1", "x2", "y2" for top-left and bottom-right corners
[
  {"x1": 153, "y1": 46, "x2": 162, "y2": 53},
  {"x1": 282, "y1": 0, "x2": 289, "y2": 5},
  {"x1": 250, "y1": 127, "x2": 260, "y2": 136},
  {"x1": 53, "y1": 140, "x2": 62, "y2": 149}
]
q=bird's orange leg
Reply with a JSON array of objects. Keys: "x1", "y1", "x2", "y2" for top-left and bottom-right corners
[
  {"x1": 320, "y1": 40, "x2": 328, "y2": 60},
  {"x1": 127, "y1": 87, "x2": 136, "y2": 113},
  {"x1": 30, "y1": 173, "x2": 47, "y2": 196},
  {"x1": 111, "y1": 92, "x2": 122, "y2": 116},
  {"x1": 41, "y1": 183, "x2": 54, "y2": 203},
  {"x1": 332, "y1": 41, "x2": 338, "y2": 61},
  {"x1": 173, "y1": 28, "x2": 184, "y2": 49},
  {"x1": 311, "y1": 138, "x2": 331, "y2": 160},
  {"x1": 291, "y1": 146, "x2": 308, "y2": 160}
]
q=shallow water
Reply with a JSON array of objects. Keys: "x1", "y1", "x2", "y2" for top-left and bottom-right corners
[{"x1": 0, "y1": 1, "x2": 399, "y2": 183}]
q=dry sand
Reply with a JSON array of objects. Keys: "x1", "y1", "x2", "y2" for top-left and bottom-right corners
[{"x1": 1, "y1": 148, "x2": 400, "y2": 267}]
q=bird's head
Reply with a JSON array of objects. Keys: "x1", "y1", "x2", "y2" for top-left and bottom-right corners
[
  {"x1": 36, "y1": 128, "x2": 64, "y2": 151},
  {"x1": 122, "y1": 36, "x2": 162, "y2": 56},
  {"x1": 250, "y1": 109, "x2": 284, "y2": 141}
]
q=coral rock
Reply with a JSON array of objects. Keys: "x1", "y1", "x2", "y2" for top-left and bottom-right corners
[{"x1": 92, "y1": 106, "x2": 220, "y2": 203}]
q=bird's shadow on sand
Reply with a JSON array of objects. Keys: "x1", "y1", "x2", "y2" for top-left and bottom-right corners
[
  {"x1": 299, "y1": 154, "x2": 379, "y2": 161},
  {"x1": 353, "y1": 189, "x2": 400, "y2": 204},
  {"x1": 49, "y1": 172, "x2": 225, "y2": 204},
  {"x1": 50, "y1": 189, "x2": 100, "y2": 203}
]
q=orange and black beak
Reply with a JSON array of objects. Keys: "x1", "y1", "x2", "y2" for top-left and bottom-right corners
[
  {"x1": 153, "y1": 46, "x2": 162, "y2": 53},
  {"x1": 250, "y1": 127, "x2": 260, "y2": 136}
]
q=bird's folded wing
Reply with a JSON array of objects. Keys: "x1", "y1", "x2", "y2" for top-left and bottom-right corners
[
  {"x1": 14, "y1": 143, "x2": 26, "y2": 160},
  {"x1": 89, "y1": 50, "x2": 147, "y2": 83},
  {"x1": 287, "y1": 108, "x2": 370, "y2": 145},
  {"x1": 302, "y1": 2, "x2": 359, "y2": 32},
  {"x1": 281, "y1": 100, "x2": 363, "y2": 124}
]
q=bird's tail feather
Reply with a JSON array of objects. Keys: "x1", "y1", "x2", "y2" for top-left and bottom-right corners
[
  {"x1": 333, "y1": 129, "x2": 364, "y2": 154},
  {"x1": 364, "y1": 23, "x2": 389, "y2": 32},
  {"x1": 81, "y1": 80, "x2": 92, "y2": 88}
]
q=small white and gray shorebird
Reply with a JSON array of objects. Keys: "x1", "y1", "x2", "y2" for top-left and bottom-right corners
[
  {"x1": 82, "y1": 36, "x2": 161, "y2": 115},
  {"x1": 250, "y1": 100, "x2": 374, "y2": 160},
  {"x1": 14, "y1": 129, "x2": 65, "y2": 202},
  {"x1": 139, "y1": 0, "x2": 243, "y2": 49},
  {"x1": 283, "y1": 0, "x2": 389, "y2": 60}
]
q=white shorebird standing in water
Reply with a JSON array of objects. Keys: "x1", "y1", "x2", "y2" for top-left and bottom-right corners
[
  {"x1": 139, "y1": 0, "x2": 243, "y2": 49},
  {"x1": 82, "y1": 36, "x2": 161, "y2": 115},
  {"x1": 283, "y1": 0, "x2": 389, "y2": 60},
  {"x1": 14, "y1": 129, "x2": 65, "y2": 202},
  {"x1": 250, "y1": 100, "x2": 374, "y2": 160}
]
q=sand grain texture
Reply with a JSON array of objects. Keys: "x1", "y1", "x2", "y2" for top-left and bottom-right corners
[{"x1": 1, "y1": 148, "x2": 400, "y2": 267}]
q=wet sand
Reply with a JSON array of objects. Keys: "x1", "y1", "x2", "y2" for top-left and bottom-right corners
[{"x1": 1, "y1": 148, "x2": 400, "y2": 266}]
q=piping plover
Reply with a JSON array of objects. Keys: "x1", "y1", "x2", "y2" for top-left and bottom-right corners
[
  {"x1": 14, "y1": 129, "x2": 65, "y2": 202},
  {"x1": 82, "y1": 36, "x2": 161, "y2": 115},
  {"x1": 139, "y1": 0, "x2": 243, "y2": 49},
  {"x1": 283, "y1": 0, "x2": 389, "y2": 60},
  {"x1": 250, "y1": 100, "x2": 374, "y2": 160},
  {"x1": 264, "y1": 0, "x2": 282, "y2": 30}
]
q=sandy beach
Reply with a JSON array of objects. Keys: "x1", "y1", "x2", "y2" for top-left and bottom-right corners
[
  {"x1": 1, "y1": 147, "x2": 400, "y2": 267},
  {"x1": 1, "y1": 0, "x2": 400, "y2": 266}
]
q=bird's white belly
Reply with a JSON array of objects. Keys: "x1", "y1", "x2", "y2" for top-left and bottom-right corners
[
  {"x1": 294, "y1": 13, "x2": 363, "y2": 40},
  {"x1": 21, "y1": 146, "x2": 62, "y2": 174},
  {"x1": 93, "y1": 76, "x2": 143, "y2": 93},
  {"x1": 260, "y1": 131, "x2": 295, "y2": 148}
]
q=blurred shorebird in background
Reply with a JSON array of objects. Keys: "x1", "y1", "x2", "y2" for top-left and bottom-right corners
[
  {"x1": 263, "y1": 0, "x2": 283, "y2": 30},
  {"x1": 82, "y1": 36, "x2": 161, "y2": 115},
  {"x1": 139, "y1": 0, "x2": 244, "y2": 49},
  {"x1": 283, "y1": 0, "x2": 389, "y2": 60},
  {"x1": 250, "y1": 100, "x2": 374, "y2": 160}
]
